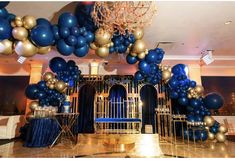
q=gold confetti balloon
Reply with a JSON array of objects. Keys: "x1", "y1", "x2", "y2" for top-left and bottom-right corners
[
  {"x1": 23, "y1": 15, "x2": 37, "y2": 29},
  {"x1": 43, "y1": 72, "x2": 54, "y2": 82},
  {"x1": 203, "y1": 116, "x2": 215, "y2": 127},
  {"x1": 15, "y1": 39, "x2": 38, "y2": 57},
  {"x1": 0, "y1": 39, "x2": 13, "y2": 55},
  {"x1": 12, "y1": 27, "x2": 28, "y2": 41},
  {"x1": 216, "y1": 132, "x2": 226, "y2": 143},
  {"x1": 95, "y1": 47, "x2": 109, "y2": 58}
]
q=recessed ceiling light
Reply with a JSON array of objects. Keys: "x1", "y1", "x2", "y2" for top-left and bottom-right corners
[{"x1": 225, "y1": 21, "x2": 232, "y2": 25}]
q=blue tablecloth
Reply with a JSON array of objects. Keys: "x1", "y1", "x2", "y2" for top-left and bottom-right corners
[{"x1": 23, "y1": 118, "x2": 60, "y2": 147}]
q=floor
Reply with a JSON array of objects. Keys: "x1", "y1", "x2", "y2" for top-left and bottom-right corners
[{"x1": 0, "y1": 134, "x2": 235, "y2": 158}]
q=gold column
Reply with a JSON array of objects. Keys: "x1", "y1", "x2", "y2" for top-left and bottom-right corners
[{"x1": 25, "y1": 63, "x2": 43, "y2": 115}]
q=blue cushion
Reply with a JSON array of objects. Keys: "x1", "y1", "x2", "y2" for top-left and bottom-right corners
[{"x1": 95, "y1": 118, "x2": 141, "y2": 123}]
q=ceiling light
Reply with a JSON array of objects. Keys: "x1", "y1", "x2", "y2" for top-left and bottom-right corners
[{"x1": 225, "y1": 21, "x2": 232, "y2": 25}]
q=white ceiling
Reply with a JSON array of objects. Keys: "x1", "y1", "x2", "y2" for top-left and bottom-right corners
[{"x1": 2, "y1": 1, "x2": 235, "y2": 67}]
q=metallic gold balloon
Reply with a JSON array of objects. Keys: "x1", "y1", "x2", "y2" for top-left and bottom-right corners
[
  {"x1": 11, "y1": 21, "x2": 16, "y2": 27},
  {"x1": 187, "y1": 94, "x2": 192, "y2": 99},
  {"x1": 203, "y1": 116, "x2": 215, "y2": 127},
  {"x1": 12, "y1": 27, "x2": 28, "y2": 41},
  {"x1": 137, "y1": 52, "x2": 146, "y2": 59},
  {"x1": 132, "y1": 40, "x2": 146, "y2": 53},
  {"x1": 15, "y1": 40, "x2": 38, "y2": 57},
  {"x1": 29, "y1": 101, "x2": 39, "y2": 111},
  {"x1": 48, "y1": 83, "x2": 55, "y2": 89},
  {"x1": 0, "y1": 39, "x2": 13, "y2": 55},
  {"x1": 23, "y1": 15, "x2": 37, "y2": 29},
  {"x1": 216, "y1": 132, "x2": 226, "y2": 143},
  {"x1": 133, "y1": 28, "x2": 144, "y2": 40},
  {"x1": 95, "y1": 47, "x2": 109, "y2": 58},
  {"x1": 38, "y1": 46, "x2": 51, "y2": 55},
  {"x1": 43, "y1": 72, "x2": 54, "y2": 81},
  {"x1": 90, "y1": 42, "x2": 98, "y2": 50},
  {"x1": 195, "y1": 85, "x2": 204, "y2": 95},
  {"x1": 15, "y1": 19, "x2": 23, "y2": 27},
  {"x1": 218, "y1": 124, "x2": 228, "y2": 133},
  {"x1": 95, "y1": 28, "x2": 112, "y2": 46},
  {"x1": 208, "y1": 132, "x2": 215, "y2": 140},
  {"x1": 52, "y1": 78, "x2": 58, "y2": 83},
  {"x1": 15, "y1": 16, "x2": 22, "y2": 21},
  {"x1": 162, "y1": 70, "x2": 171, "y2": 81},
  {"x1": 130, "y1": 52, "x2": 137, "y2": 57},
  {"x1": 55, "y1": 80, "x2": 67, "y2": 92}
]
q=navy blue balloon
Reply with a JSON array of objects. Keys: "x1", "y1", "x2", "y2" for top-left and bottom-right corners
[
  {"x1": 36, "y1": 18, "x2": 51, "y2": 29},
  {"x1": 204, "y1": 93, "x2": 224, "y2": 110},
  {"x1": 199, "y1": 130, "x2": 208, "y2": 141},
  {"x1": 49, "y1": 57, "x2": 67, "y2": 73},
  {"x1": 74, "y1": 44, "x2": 89, "y2": 57},
  {"x1": 0, "y1": 2, "x2": 9, "y2": 9},
  {"x1": 178, "y1": 97, "x2": 189, "y2": 106},
  {"x1": 51, "y1": 25, "x2": 60, "y2": 40},
  {"x1": 126, "y1": 55, "x2": 137, "y2": 64},
  {"x1": 210, "y1": 126, "x2": 219, "y2": 134},
  {"x1": 58, "y1": 12, "x2": 77, "y2": 28},
  {"x1": 0, "y1": 17, "x2": 12, "y2": 40},
  {"x1": 145, "y1": 50, "x2": 158, "y2": 64},
  {"x1": 6, "y1": 13, "x2": 15, "y2": 22},
  {"x1": 36, "y1": 91, "x2": 47, "y2": 100},
  {"x1": 195, "y1": 115, "x2": 203, "y2": 122},
  {"x1": 172, "y1": 64, "x2": 186, "y2": 75},
  {"x1": 117, "y1": 44, "x2": 127, "y2": 53},
  {"x1": 37, "y1": 81, "x2": 47, "y2": 91},
  {"x1": 168, "y1": 78, "x2": 178, "y2": 89},
  {"x1": 134, "y1": 71, "x2": 144, "y2": 81},
  {"x1": 56, "y1": 39, "x2": 74, "y2": 56},
  {"x1": 138, "y1": 61, "x2": 150, "y2": 74},
  {"x1": 190, "y1": 99, "x2": 201, "y2": 109},
  {"x1": 84, "y1": 31, "x2": 94, "y2": 43},
  {"x1": 67, "y1": 60, "x2": 76, "y2": 67},
  {"x1": 190, "y1": 80, "x2": 197, "y2": 88},
  {"x1": 25, "y1": 84, "x2": 39, "y2": 100},
  {"x1": 70, "y1": 26, "x2": 80, "y2": 36},
  {"x1": 187, "y1": 114, "x2": 196, "y2": 122},
  {"x1": 30, "y1": 25, "x2": 54, "y2": 46},
  {"x1": 170, "y1": 91, "x2": 178, "y2": 99},
  {"x1": 66, "y1": 35, "x2": 77, "y2": 46},
  {"x1": 76, "y1": 36, "x2": 86, "y2": 47},
  {"x1": 0, "y1": 8, "x2": 8, "y2": 18},
  {"x1": 59, "y1": 26, "x2": 70, "y2": 38},
  {"x1": 109, "y1": 46, "x2": 115, "y2": 53}
]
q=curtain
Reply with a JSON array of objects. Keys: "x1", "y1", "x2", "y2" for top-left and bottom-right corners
[
  {"x1": 75, "y1": 85, "x2": 96, "y2": 133},
  {"x1": 140, "y1": 85, "x2": 157, "y2": 133}
]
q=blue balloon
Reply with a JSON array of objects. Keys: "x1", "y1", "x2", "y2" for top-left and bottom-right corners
[
  {"x1": 51, "y1": 25, "x2": 60, "y2": 40},
  {"x1": 0, "y1": 8, "x2": 8, "y2": 18},
  {"x1": 134, "y1": 71, "x2": 144, "y2": 81},
  {"x1": 76, "y1": 36, "x2": 86, "y2": 47},
  {"x1": 190, "y1": 80, "x2": 197, "y2": 88},
  {"x1": 49, "y1": 57, "x2": 67, "y2": 73},
  {"x1": 145, "y1": 50, "x2": 158, "y2": 64},
  {"x1": 117, "y1": 44, "x2": 127, "y2": 53},
  {"x1": 79, "y1": 27, "x2": 86, "y2": 35},
  {"x1": 70, "y1": 26, "x2": 80, "y2": 36},
  {"x1": 168, "y1": 78, "x2": 178, "y2": 89},
  {"x1": 25, "y1": 84, "x2": 39, "y2": 100},
  {"x1": 74, "y1": 44, "x2": 89, "y2": 57},
  {"x1": 0, "y1": 17, "x2": 12, "y2": 40},
  {"x1": 190, "y1": 99, "x2": 201, "y2": 109},
  {"x1": 172, "y1": 64, "x2": 186, "y2": 75},
  {"x1": 59, "y1": 26, "x2": 70, "y2": 39},
  {"x1": 37, "y1": 81, "x2": 47, "y2": 91},
  {"x1": 66, "y1": 35, "x2": 77, "y2": 46},
  {"x1": 30, "y1": 25, "x2": 54, "y2": 46},
  {"x1": 128, "y1": 34, "x2": 135, "y2": 43},
  {"x1": 0, "y1": 2, "x2": 9, "y2": 9},
  {"x1": 126, "y1": 55, "x2": 137, "y2": 64},
  {"x1": 178, "y1": 97, "x2": 189, "y2": 106},
  {"x1": 204, "y1": 93, "x2": 224, "y2": 110},
  {"x1": 67, "y1": 60, "x2": 76, "y2": 67},
  {"x1": 138, "y1": 61, "x2": 150, "y2": 74},
  {"x1": 36, "y1": 18, "x2": 51, "y2": 29},
  {"x1": 6, "y1": 13, "x2": 15, "y2": 22},
  {"x1": 109, "y1": 46, "x2": 115, "y2": 53},
  {"x1": 58, "y1": 12, "x2": 77, "y2": 28},
  {"x1": 210, "y1": 126, "x2": 219, "y2": 134},
  {"x1": 187, "y1": 114, "x2": 196, "y2": 122},
  {"x1": 36, "y1": 91, "x2": 47, "y2": 100},
  {"x1": 84, "y1": 31, "x2": 94, "y2": 43},
  {"x1": 195, "y1": 115, "x2": 203, "y2": 122},
  {"x1": 56, "y1": 39, "x2": 74, "y2": 56},
  {"x1": 170, "y1": 91, "x2": 178, "y2": 99}
]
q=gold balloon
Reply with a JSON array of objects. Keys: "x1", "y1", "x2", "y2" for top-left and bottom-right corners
[
  {"x1": 0, "y1": 39, "x2": 13, "y2": 55},
  {"x1": 52, "y1": 78, "x2": 58, "y2": 83},
  {"x1": 29, "y1": 101, "x2": 39, "y2": 111},
  {"x1": 218, "y1": 124, "x2": 228, "y2": 133},
  {"x1": 133, "y1": 28, "x2": 144, "y2": 40},
  {"x1": 195, "y1": 85, "x2": 204, "y2": 95},
  {"x1": 162, "y1": 70, "x2": 171, "y2": 81},
  {"x1": 15, "y1": 40, "x2": 38, "y2": 57},
  {"x1": 132, "y1": 40, "x2": 146, "y2": 53},
  {"x1": 38, "y1": 46, "x2": 51, "y2": 55},
  {"x1": 208, "y1": 132, "x2": 215, "y2": 140},
  {"x1": 48, "y1": 83, "x2": 55, "y2": 89},
  {"x1": 203, "y1": 116, "x2": 215, "y2": 127},
  {"x1": 90, "y1": 42, "x2": 98, "y2": 50},
  {"x1": 95, "y1": 28, "x2": 112, "y2": 46},
  {"x1": 137, "y1": 52, "x2": 146, "y2": 59},
  {"x1": 23, "y1": 15, "x2": 37, "y2": 29},
  {"x1": 55, "y1": 81, "x2": 67, "y2": 92},
  {"x1": 12, "y1": 27, "x2": 28, "y2": 41},
  {"x1": 130, "y1": 52, "x2": 137, "y2": 57},
  {"x1": 15, "y1": 19, "x2": 23, "y2": 27},
  {"x1": 15, "y1": 16, "x2": 22, "y2": 21},
  {"x1": 43, "y1": 72, "x2": 54, "y2": 81},
  {"x1": 216, "y1": 132, "x2": 226, "y2": 143},
  {"x1": 187, "y1": 94, "x2": 192, "y2": 99},
  {"x1": 95, "y1": 47, "x2": 109, "y2": 58}
]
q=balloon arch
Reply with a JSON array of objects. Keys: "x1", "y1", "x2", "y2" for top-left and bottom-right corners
[{"x1": 0, "y1": 2, "x2": 227, "y2": 142}]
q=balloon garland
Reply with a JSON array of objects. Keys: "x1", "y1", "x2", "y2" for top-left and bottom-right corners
[{"x1": 0, "y1": 1, "x2": 228, "y2": 143}]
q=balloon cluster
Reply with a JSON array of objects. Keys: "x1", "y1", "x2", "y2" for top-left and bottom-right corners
[
  {"x1": 52, "y1": 12, "x2": 94, "y2": 57},
  {"x1": 134, "y1": 48, "x2": 165, "y2": 85},
  {"x1": 109, "y1": 32, "x2": 135, "y2": 54},
  {"x1": 49, "y1": 57, "x2": 81, "y2": 86},
  {"x1": 90, "y1": 28, "x2": 113, "y2": 58}
]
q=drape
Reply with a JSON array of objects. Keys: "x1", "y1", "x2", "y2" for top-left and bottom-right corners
[
  {"x1": 140, "y1": 85, "x2": 157, "y2": 133},
  {"x1": 74, "y1": 85, "x2": 96, "y2": 133},
  {"x1": 22, "y1": 118, "x2": 59, "y2": 147}
]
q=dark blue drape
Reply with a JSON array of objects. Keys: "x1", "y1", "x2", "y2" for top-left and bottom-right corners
[
  {"x1": 109, "y1": 85, "x2": 127, "y2": 118},
  {"x1": 140, "y1": 85, "x2": 157, "y2": 133},
  {"x1": 23, "y1": 118, "x2": 60, "y2": 147},
  {"x1": 75, "y1": 84, "x2": 96, "y2": 133}
]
